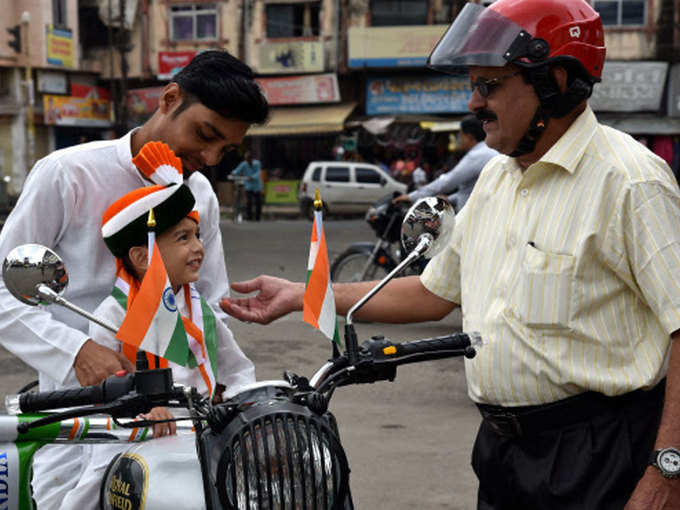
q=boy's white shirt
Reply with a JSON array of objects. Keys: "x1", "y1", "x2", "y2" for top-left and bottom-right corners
[
  {"x1": 55, "y1": 287, "x2": 256, "y2": 510},
  {"x1": 90, "y1": 286, "x2": 256, "y2": 399}
]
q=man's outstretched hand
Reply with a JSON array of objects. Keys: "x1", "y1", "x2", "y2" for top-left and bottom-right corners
[{"x1": 220, "y1": 275, "x2": 305, "y2": 324}]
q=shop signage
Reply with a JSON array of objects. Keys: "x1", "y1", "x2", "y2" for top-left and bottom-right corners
[
  {"x1": 43, "y1": 95, "x2": 111, "y2": 127},
  {"x1": 348, "y1": 25, "x2": 447, "y2": 68},
  {"x1": 366, "y1": 75, "x2": 472, "y2": 115},
  {"x1": 256, "y1": 74, "x2": 340, "y2": 105},
  {"x1": 668, "y1": 64, "x2": 680, "y2": 117},
  {"x1": 37, "y1": 71, "x2": 68, "y2": 94},
  {"x1": 158, "y1": 51, "x2": 197, "y2": 80},
  {"x1": 590, "y1": 61, "x2": 668, "y2": 112},
  {"x1": 256, "y1": 41, "x2": 323, "y2": 74},
  {"x1": 127, "y1": 87, "x2": 163, "y2": 123},
  {"x1": 264, "y1": 180, "x2": 299, "y2": 204},
  {"x1": 46, "y1": 25, "x2": 74, "y2": 68}
]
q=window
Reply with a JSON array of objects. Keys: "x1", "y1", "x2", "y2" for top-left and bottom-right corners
[
  {"x1": 311, "y1": 167, "x2": 321, "y2": 181},
  {"x1": 593, "y1": 0, "x2": 646, "y2": 26},
  {"x1": 356, "y1": 167, "x2": 381, "y2": 184},
  {"x1": 170, "y1": 4, "x2": 217, "y2": 41},
  {"x1": 266, "y1": 3, "x2": 320, "y2": 38},
  {"x1": 325, "y1": 166, "x2": 350, "y2": 182},
  {"x1": 370, "y1": 0, "x2": 428, "y2": 26},
  {"x1": 53, "y1": 0, "x2": 67, "y2": 27}
]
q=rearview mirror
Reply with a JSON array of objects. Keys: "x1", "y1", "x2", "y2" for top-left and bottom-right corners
[
  {"x1": 2, "y1": 244, "x2": 68, "y2": 305},
  {"x1": 401, "y1": 196, "x2": 455, "y2": 259}
]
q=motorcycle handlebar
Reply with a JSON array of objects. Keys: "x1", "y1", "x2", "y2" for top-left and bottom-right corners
[
  {"x1": 16, "y1": 372, "x2": 135, "y2": 413},
  {"x1": 387, "y1": 332, "x2": 481, "y2": 364}
]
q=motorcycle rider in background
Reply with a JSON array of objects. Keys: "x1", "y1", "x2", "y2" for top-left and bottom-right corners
[
  {"x1": 223, "y1": 1, "x2": 680, "y2": 507},
  {"x1": 0, "y1": 50, "x2": 268, "y2": 509},
  {"x1": 394, "y1": 115, "x2": 498, "y2": 213}
]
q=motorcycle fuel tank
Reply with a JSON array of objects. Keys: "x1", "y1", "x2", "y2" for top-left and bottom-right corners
[{"x1": 101, "y1": 433, "x2": 204, "y2": 510}]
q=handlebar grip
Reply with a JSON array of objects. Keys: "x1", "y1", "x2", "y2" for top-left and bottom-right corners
[
  {"x1": 18, "y1": 372, "x2": 135, "y2": 413},
  {"x1": 394, "y1": 332, "x2": 474, "y2": 357},
  {"x1": 19, "y1": 385, "x2": 105, "y2": 412}
]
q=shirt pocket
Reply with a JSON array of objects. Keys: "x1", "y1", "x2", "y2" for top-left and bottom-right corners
[{"x1": 516, "y1": 243, "x2": 575, "y2": 329}]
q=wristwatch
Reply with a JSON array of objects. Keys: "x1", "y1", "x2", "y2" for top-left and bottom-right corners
[{"x1": 649, "y1": 447, "x2": 680, "y2": 479}]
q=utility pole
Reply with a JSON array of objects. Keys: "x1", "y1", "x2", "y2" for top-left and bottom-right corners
[{"x1": 21, "y1": 11, "x2": 35, "y2": 171}]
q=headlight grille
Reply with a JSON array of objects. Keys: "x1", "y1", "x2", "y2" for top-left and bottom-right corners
[{"x1": 220, "y1": 412, "x2": 348, "y2": 510}]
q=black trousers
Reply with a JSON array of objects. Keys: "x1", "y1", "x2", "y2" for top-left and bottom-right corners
[
  {"x1": 473, "y1": 384, "x2": 664, "y2": 510},
  {"x1": 245, "y1": 190, "x2": 262, "y2": 221}
]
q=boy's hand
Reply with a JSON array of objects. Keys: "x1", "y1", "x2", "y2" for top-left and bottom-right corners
[{"x1": 141, "y1": 406, "x2": 176, "y2": 438}]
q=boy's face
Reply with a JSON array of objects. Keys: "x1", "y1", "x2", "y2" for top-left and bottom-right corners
[{"x1": 156, "y1": 217, "x2": 204, "y2": 290}]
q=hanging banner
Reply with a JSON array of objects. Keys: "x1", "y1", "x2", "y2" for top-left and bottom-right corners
[
  {"x1": 43, "y1": 95, "x2": 112, "y2": 127},
  {"x1": 256, "y1": 41, "x2": 324, "y2": 74},
  {"x1": 256, "y1": 74, "x2": 340, "y2": 105},
  {"x1": 366, "y1": 75, "x2": 472, "y2": 115},
  {"x1": 348, "y1": 25, "x2": 447, "y2": 68},
  {"x1": 157, "y1": 51, "x2": 197, "y2": 79},
  {"x1": 46, "y1": 25, "x2": 74, "y2": 68},
  {"x1": 127, "y1": 87, "x2": 164, "y2": 123}
]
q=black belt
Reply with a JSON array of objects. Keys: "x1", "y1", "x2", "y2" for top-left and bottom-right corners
[{"x1": 477, "y1": 381, "x2": 665, "y2": 438}]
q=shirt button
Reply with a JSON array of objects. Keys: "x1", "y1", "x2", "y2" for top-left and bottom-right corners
[
  {"x1": 520, "y1": 188, "x2": 529, "y2": 197},
  {"x1": 508, "y1": 235, "x2": 516, "y2": 246}
]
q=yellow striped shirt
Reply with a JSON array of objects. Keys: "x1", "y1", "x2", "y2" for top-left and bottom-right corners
[{"x1": 421, "y1": 106, "x2": 680, "y2": 406}]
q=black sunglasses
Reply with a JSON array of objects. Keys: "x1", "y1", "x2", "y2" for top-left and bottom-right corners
[{"x1": 470, "y1": 71, "x2": 522, "y2": 98}]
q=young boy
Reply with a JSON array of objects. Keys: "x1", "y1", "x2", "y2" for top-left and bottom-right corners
[{"x1": 58, "y1": 146, "x2": 255, "y2": 509}]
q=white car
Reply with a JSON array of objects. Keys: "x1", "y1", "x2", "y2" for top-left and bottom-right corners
[{"x1": 299, "y1": 161, "x2": 407, "y2": 219}]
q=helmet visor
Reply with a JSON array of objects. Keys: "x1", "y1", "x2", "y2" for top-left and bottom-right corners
[{"x1": 427, "y1": 3, "x2": 524, "y2": 74}]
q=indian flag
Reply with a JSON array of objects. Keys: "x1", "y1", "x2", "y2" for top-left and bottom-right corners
[
  {"x1": 116, "y1": 240, "x2": 190, "y2": 366},
  {"x1": 303, "y1": 208, "x2": 340, "y2": 346}
]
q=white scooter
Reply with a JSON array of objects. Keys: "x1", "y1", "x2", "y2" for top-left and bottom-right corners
[{"x1": 0, "y1": 197, "x2": 480, "y2": 510}]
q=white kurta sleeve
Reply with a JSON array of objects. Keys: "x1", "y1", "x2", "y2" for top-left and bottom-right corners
[{"x1": 0, "y1": 158, "x2": 89, "y2": 385}]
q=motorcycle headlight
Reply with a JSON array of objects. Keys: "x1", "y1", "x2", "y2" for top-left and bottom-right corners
[{"x1": 204, "y1": 385, "x2": 350, "y2": 510}]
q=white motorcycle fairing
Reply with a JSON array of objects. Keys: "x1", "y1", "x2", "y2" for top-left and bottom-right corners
[{"x1": 100, "y1": 433, "x2": 204, "y2": 510}]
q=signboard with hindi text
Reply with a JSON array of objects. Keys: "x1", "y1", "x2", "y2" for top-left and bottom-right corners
[
  {"x1": 265, "y1": 180, "x2": 300, "y2": 204},
  {"x1": 46, "y1": 25, "x2": 74, "y2": 68},
  {"x1": 590, "y1": 61, "x2": 669, "y2": 112},
  {"x1": 256, "y1": 74, "x2": 340, "y2": 105},
  {"x1": 366, "y1": 75, "x2": 472, "y2": 115}
]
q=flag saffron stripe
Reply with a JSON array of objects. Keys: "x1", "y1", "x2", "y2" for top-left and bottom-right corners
[
  {"x1": 116, "y1": 247, "x2": 166, "y2": 348},
  {"x1": 303, "y1": 228, "x2": 331, "y2": 326}
]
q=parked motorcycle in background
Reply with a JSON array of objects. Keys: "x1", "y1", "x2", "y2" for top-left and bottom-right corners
[{"x1": 330, "y1": 193, "x2": 428, "y2": 283}]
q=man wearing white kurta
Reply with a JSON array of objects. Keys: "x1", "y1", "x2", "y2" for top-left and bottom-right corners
[{"x1": 0, "y1": 50, "x2": 269, "y2": 508}]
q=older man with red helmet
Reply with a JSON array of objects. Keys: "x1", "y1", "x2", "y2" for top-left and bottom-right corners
[{"x1": 222, "y1": 1, "x2": 680, "y2": 507}]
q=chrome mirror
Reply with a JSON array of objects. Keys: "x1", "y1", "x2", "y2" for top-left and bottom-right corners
[
  {"x1": 2, "y1": 244, "x2": 68, "y2": 305},
  {"x1": 401, "y1": 196, "x2": 455, "y2": 259}
]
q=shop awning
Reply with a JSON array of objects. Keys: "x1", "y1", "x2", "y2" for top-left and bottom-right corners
[
  {"x1": 420, "y1": 120, "x2": 462, "y2": 132},
  {"x1": 247, "y1": 102, "x2": 357, "y2": 136},
  {"x1": 596, "y1": 113, "x2": 680, "y2": 135}
]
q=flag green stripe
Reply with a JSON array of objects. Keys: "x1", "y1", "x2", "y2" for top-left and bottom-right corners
[
  {"x1": 162, "y1": 315, "x2": 190, "y2": 366},
  {"x1": 200, "y1": 298, "x2": 219, "y2": 379},
  {"x1": 111, "y1": 286, "x2": 128, "y2": 310}
]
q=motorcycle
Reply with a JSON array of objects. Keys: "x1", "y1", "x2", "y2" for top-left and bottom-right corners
[
  {"x1": 0, "y1": 197, "x2": 477, "y2": 510},
  {"x1": 330, "y1": 194, "x2": 427, "y2": 283}
]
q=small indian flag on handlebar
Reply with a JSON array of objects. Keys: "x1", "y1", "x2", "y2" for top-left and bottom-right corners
[{"x1": 303, "y1": 190, "x2": 341, "y2": 347}]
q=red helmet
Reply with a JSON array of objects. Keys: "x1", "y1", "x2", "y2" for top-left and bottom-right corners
[{"x1": 428, "y1": 0, "x2": 605, "y2": 82}]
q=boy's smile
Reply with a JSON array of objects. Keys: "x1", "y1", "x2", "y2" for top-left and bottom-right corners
[{"x1": 156, "y1": 216, "x2": 204, "y2": 292}]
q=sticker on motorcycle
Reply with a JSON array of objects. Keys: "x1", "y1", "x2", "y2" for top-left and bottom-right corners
[{"x1": 103, "y1": 453, "x2": 149, "y2": 510}]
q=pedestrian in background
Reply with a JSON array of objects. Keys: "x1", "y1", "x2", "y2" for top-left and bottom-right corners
[{"x1": 231, "y1": 150, "x2": 264, "y2": 221}]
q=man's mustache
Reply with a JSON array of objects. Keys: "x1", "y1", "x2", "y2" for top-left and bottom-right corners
[{"x1": 475, "y1": 110, "x2": 497, "y2": 122}]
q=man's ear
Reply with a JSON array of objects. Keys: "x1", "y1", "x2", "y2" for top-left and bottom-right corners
[
  {"x1": 551, "y1": 66, "x2": 569, "y2": 94},
  {"x1": 128, "y1": 246, "x2": 149, "y2": 274},
  {"x1": 159, "y1": 83, "x2": 182, "y2": 114}
]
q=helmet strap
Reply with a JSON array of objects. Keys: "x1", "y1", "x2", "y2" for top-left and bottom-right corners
[
  {"x1": 509, "y1": 65, "x2": 593, "y2": 157},
  {"x1": 509, "y1": 106, "x2": 549, "y2": 158}
]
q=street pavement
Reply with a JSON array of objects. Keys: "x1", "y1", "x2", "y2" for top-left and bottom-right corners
[{"x1": 0, "y1": 216, "x2": 481, "y2": 509}]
